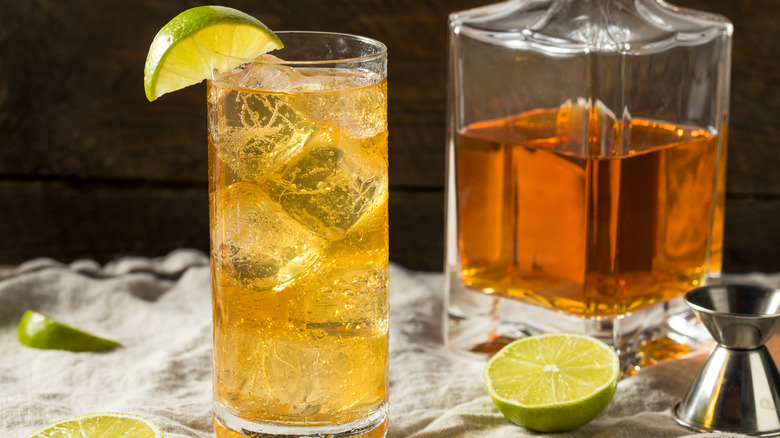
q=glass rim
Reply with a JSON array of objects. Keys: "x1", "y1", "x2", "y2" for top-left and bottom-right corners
[{"x1": 212, "y1": 30, "x2": 388, "y2": 67}]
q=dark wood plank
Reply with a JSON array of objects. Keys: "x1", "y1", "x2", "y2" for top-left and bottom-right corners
[
  {"x1": 389, "y1": 191, "x2": 445, "y2": 271},
  {"x1": 723, "y1": 198, "x2": 780, "y2": 273},
  {"x1": 0, "y1": 180, "x2": 209, "y2": 262},
  {"x1": 0, "y1": 2, "x2": 208, "y2": 183}
]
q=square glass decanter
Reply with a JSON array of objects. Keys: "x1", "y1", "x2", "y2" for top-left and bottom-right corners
[{"x1": 445, "y1": 0, "x2": 732, "y2": 372}]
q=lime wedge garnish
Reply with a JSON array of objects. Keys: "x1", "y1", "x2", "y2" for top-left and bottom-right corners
[
  {"x1": 24, "y1": 412, "x2": 163, "y2": 438},
  {"x1": 144, "y1": 5, "x2": 283, "y2": 101},
  {"x1": 18, "y1": 310, "x2": 120, "y2": 352},
  {"x1": 484, "y1": 333, "x2": 619, "y2": 432}
]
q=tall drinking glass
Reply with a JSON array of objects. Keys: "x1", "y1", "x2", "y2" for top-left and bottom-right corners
[{"x1": 207, "y1": 32, "x2": 389, "y2": 438}]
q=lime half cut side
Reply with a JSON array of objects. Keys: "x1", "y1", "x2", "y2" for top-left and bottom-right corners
[
  {"x1": 18, "y1": 310, "x2": 120, "y2": 352},
  {"x1": 484, "y1": 333, "x2": 619, "y2": 432},
  {"x1": 25, "y1": 412, "x2": 163, "y2": 438},
  {"x1": 144, "y1": 5, "x2": 283, "y2": 101}
]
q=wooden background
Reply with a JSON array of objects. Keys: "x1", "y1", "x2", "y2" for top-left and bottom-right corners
[{"x1": 0, "y1": 0, "x2": 778, "y2": 273}]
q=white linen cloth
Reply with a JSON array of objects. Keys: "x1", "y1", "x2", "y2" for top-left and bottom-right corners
[{"x1": 1, "y1": 249, "x2": 777, "y2": 437}]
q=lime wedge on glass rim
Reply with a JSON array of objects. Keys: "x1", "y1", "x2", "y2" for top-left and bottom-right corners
[
  {"x1": 144, "y1": 5, "x2": 283, "y2": 101},
  {"x1": 18, "y1": 310, "x2": 120, "y2": 352},
  {"x1": 24, "y1": 412, "x2": 163, "y2": 438},
  {"x1": 484, "y1": 333, "x2": 620, "y2": 432}
]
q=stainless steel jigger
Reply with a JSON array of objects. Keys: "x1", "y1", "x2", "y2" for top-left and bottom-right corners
[{"x1": 673, "y1": 284, "x2": 780, "y2": 436}]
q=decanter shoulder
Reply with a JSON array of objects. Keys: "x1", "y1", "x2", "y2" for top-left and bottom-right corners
[{"x1": 450, "y1": 0, "x2": 732, "y2": 53}]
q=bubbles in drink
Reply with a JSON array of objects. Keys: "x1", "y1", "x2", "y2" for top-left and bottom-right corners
[
  {"x1": 211, "y1": 182, "x2": 325, "y2": 290},
  {"x1": 297, "y1": 265, "x2": 389, "y2": 330},
  {"x1": 211, "y1": 90, "x2": 317, "y2": 182},
  {"x1": 220, "y1": 324, "x2": 387, "y2": 420},
  {"x1": 217, "y1": 59, "x2": 387, "y2": 139},
  {"x1": 292, "y1": 70, "x2": 387, "y2": 139}
]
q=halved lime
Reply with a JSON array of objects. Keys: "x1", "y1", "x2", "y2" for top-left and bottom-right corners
[
  {"x1": 144, "y1": 5, "x2": 283, "y2": 101},
  {"x1": 18, "y1": 310, "x2": 120, "y2": 352},
  {"x1": 24, "y1": 412, "x2": 162, "y2": 438},
  {"x1": 484, "y1": 333, "x2": 619, "y2": 432}
]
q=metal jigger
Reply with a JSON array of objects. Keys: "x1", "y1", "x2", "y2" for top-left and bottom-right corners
[{"x1": 673, "y1": 284, "x2": 780, "y2": 436}]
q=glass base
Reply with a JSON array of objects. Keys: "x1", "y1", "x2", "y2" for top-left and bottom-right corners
[
  {"x1": 445, "y1": 273, "x2": 714, "y2": 376},
  {"x1": 213, "y1": 402, "x2": 388, "y2": 438}
]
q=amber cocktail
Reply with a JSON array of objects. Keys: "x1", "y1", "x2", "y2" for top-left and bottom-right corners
[{"x1": 207, "y1": 32, "x2": 388, "y2": 438}]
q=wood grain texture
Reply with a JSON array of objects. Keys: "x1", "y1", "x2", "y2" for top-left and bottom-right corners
[
  {"x1": 0, "y1": 0, "x2": 778, "y2": 273},
  {"x1": 0, "y1": 180, "x2": 209, "y2": 262},
  {"x1": 723, "y1": 198, "x2": 780, "y2": 273}
]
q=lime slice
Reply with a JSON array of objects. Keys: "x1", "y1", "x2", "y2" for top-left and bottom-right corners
[
  {"x1": 18, "y1": 310, "x2": 120, "y2": 352},
  {"x1": 144, "y1": 5, "x2": 283, "y2": 101},
  {"x1": 484, "y1": 333, "x2": 619, "y2": 432},
  {"x1": 25, "y1": 412, "x2": 162, "y2": 438}
]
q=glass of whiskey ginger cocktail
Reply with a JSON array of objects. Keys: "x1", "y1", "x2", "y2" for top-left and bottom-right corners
[{"x1": 207, "y1": 32, "x2": 389, "y2": 438}]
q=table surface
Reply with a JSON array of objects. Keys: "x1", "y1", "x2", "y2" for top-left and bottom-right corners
[{"x1": 1, "y1": 249, "x2": 777, "y2": 437}]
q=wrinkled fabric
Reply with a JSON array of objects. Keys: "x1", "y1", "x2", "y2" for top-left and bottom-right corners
[{"x1": 1, "y1": 249, "x2": 776, "y2": 437}]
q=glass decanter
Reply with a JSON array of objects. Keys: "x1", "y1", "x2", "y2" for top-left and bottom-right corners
[{"x1": 444, "y1": 0, "x2": 732, "y2": 371}]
